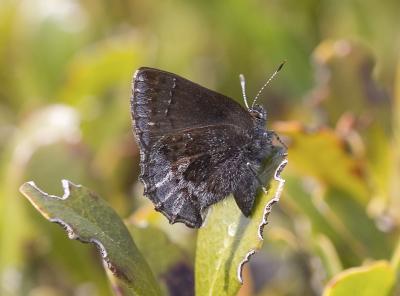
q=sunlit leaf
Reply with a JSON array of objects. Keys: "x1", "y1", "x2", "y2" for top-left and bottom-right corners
[
  {"x1": 322, "y1": 261, "x2": 395, "y2": 296},
  {"x1": 195, "y1": 146, "x2": 287, "y2": 296}
]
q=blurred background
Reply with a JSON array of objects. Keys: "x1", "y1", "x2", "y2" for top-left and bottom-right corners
[{"x1": 0, "y1": 0, "x2": 400, "y2": 295}]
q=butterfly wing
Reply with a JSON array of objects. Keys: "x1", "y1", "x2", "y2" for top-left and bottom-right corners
[
  {"x1": 131, "y1": 67, "x2": 254, "y2": 148},
  {"x1": 131, "y1": 67, "x2": 257, "y2": 227},
  {"x1": 143, "y1": 125, "x2": 254, "y2": 228}
]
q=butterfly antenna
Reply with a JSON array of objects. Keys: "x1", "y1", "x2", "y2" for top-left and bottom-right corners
[
  {"x1": 239, "y1": 74, "x2": 250, "y2": 109},
  {"x1": 251, "y1": 60, "x2": 286, "y2": 109}
]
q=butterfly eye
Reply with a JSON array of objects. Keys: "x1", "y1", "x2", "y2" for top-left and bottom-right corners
[{"x1": 250, "y1": 110, "x2": 262, "y2": 119}]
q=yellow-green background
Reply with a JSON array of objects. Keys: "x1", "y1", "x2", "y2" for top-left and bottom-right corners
[{"x1": 0, "y1": 0, "x2": 399, "y2": 295}]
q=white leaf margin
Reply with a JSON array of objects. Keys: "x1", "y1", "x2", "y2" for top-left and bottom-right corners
[
  {"x1": 22, "y1": 180, "x2": 108, "y2": 259},
  {"x1": 237, "y1": 158, "x2": 288, "y2": 284}
]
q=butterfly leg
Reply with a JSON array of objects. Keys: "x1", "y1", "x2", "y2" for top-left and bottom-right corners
[
  {"x1": 268, "y1": 130, "x2": 288, "y2": 150},
  {"x1": 233, "y1": 161, "x2": 264, "y2": 216},
  {"x1": 246, "y1": 162, "x2": 268, "y2": 194}
]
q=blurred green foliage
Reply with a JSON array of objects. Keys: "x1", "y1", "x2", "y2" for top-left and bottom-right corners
[{"x1": 1, "y1": 0, "x2": 400, "y2": 295}]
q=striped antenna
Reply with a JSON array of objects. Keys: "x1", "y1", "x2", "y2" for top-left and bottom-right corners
[
  {"x1": 251, "y1": 61, "x2": 286, "y2": 109},
  {"x1": 239, "y1": 74, "x2": 249, "y2": 109}
]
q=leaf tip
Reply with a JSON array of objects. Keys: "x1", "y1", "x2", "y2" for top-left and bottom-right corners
[{"x1": 19, "y1": 181, "x2": 36, "y2": 195}]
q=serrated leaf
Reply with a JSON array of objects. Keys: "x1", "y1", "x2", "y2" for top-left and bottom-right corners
[
  {"x1": 322, "y1": 261, "x2": 395, "y2": 296},
  {"x1": 195, "y1": 146, "x2": 287, "y2": 296},
  {"x1": 19, "y1": 180, "x2": 161, "y2": 296}
]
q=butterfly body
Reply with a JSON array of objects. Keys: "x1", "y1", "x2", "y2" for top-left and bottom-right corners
[{"x1": 131, "y1": 67, "x2": 279, "y2": 228}]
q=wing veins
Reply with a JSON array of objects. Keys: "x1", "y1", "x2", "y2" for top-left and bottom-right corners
[{"x1": 158, "y1": 123, "x2": 250, "y2": 140}]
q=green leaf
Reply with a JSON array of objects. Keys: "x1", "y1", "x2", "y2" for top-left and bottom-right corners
[
  {"x1": 195, "y1": 146, "x2": 287, "y2": 296},
  {"x1": 19, "y1": 180, "x2": 161, "y2": 296},
  {"x1": 322, "y1": 261, "x2": 395, "y2": 296}
]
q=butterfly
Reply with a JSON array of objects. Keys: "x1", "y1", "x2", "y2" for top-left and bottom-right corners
[{"x1": 130, "y1": 64, "x2": 286, "y2": 228}]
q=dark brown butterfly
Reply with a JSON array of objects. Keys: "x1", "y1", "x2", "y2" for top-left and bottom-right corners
[{"x1": 130, "y1": 65, "x2": 286, "y2": 228}]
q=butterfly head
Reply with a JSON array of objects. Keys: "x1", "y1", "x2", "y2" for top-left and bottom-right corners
[{"x1": 249, "y1": 104, "x2": 267, "y2": 125}]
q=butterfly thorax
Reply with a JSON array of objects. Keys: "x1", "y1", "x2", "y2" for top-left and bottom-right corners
[
  {"x1": 242, "y1": 105, "x2": 270, "y2": 161},
  {"x1": 245, "y1": 127, "x2": 272, "y2": 163},
  {"x1": 248, "y1": 104, "x2": 267, "y2": 127}
]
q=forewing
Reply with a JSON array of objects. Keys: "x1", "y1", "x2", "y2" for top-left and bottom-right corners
[
  {"x1": 131, "y1": 67, "x2": 253, "y2": 151},
  {"x1": 141, "y1": 124, "x2": 250, "y2": 228}
]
